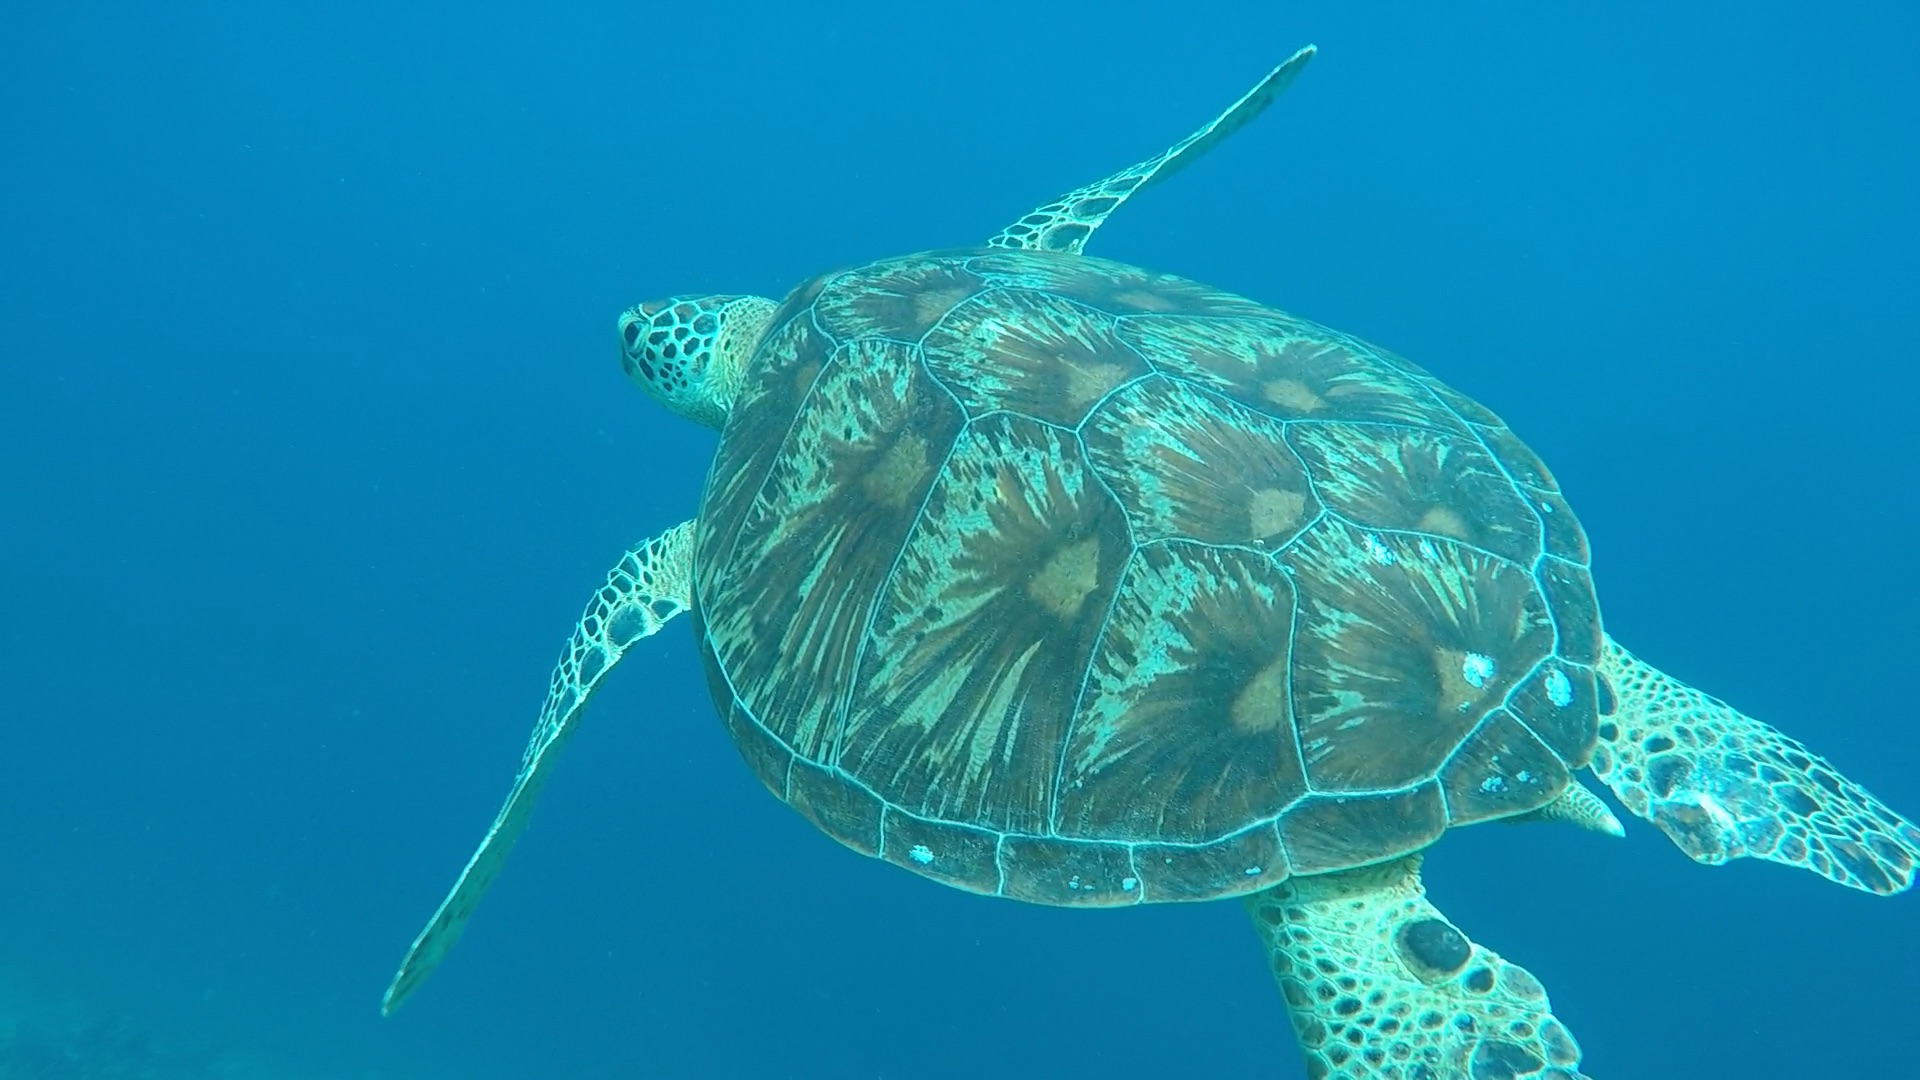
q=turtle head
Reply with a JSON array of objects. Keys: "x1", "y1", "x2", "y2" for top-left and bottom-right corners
[{"x1": 617, "y1": 294, "x2": 778, "y2": 429}]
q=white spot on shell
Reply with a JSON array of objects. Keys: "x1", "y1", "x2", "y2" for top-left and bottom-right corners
[
  {"x1": 1461, "y1": 653, "x2": 1495, "y2": 689},
  {"x1": 1545, "y1": 669, "x2": 1574, "y2": 708},
  {"x1": 1417, "y1": 538, "x2": 1438, "y2": 560},
  {"x1": 1122, "y1": 876, "x2": 1138, "y2": 891},
  {"x1": 1244, "y1": 866, "x2": 1262, "y2": 876},
  {"x1": 1480, "y1": 775, "x2": 1508, "y2": 794},
  {"x1": 908, "y1": 844, "x2": 934, "y2": 865}
]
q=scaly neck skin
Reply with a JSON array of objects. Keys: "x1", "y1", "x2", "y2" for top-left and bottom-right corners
[{"x1": 618, "y1": 294, "x2": 777, "y2": 429}]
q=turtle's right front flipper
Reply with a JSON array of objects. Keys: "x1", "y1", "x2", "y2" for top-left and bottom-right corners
[
  {"x1": 381, "y1": 519, "x2": 696, "y2": 1015},
  {"x1": 988, "y1": 44, "x2": 1315, "y2": 254},
  {"x1": 1591, "y1": 636, "x2": 1920, "y2": 895}
]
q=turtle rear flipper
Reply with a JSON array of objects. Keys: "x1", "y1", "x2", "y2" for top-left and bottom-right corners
[
  {"x1": 1591, "y1": 636, "x2": 1920, "y2": 895},
  {"x1": 1246, "y1": 856, "x2": 1590, "y2": 1080},
  {"x1": 382, "y1": 520, "x2": 697, "y2": 1014},
  {"x1": 1506, "y1": 782, "x2": 1625, "y2": 837},
  {"x1": 987, "y1": 44, "x2": 1315, "y2": 254}
]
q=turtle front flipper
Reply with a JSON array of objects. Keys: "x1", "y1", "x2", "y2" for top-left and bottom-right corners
[
  {"x1": 1247, "y1": 856, "x2": 1589, "y2": 1080},
  {"x1": 986, "y1": 44, "x2": 1315, "y2": 254},
  {"x1": 381, "y1": 520, "x2": 696, "y2": 1015},
  {"x1": 1591, "y1": 636, "x2": 1920, "y2": 895}
]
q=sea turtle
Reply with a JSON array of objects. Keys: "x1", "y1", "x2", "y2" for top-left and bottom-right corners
[{"x1": 384, "y1": 47, "x2": 1919, "y2": 1078}]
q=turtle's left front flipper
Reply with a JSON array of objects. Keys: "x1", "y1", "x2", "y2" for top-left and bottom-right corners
[
  {"x1": 988, "y1": 45, "x2": 1315, "y2": 254},
  {"x1": 1591, "y1": 636, "x2": 1920, "y2": 895},
  {"x1": 382, "y1": 520, "x2": 696, "y2": 1014}
]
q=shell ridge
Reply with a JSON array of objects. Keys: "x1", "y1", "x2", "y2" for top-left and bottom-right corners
[
  {"x1": 1495, "y1": 652, "x2": 1580, "y2": 772},
  {"x1": 1309, "y1": 510, "x2": 1535, "y2": 576},
  {"x1": 1068, "y1": 369, "x2": 1161, "y2": 434},
  {"x1": 1274, "y1": 552, "x2": 1309, "y2": 830},
  {"x1": 707, "y1": 300, "x2": 842, "y2": 583},
  {"x1": 910, "y1": 285, "x2": 1000, "y2": 415},
  {"x1": 1046, "y1": 431, "x2": 1142, "y2": 838},
  {"x1": 828, "y1": 381, "x2": 969, "y2": 775},
  {"x1": 1413, "y1": 382, "x2": 1552, "y2": 559}
]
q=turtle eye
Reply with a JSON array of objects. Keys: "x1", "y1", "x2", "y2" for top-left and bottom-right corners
[{"x1": 622, "y1": 320, "x2": 642, "y2": 348}]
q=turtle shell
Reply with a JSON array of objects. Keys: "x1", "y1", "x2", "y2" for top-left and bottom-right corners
[{"x1": 691, "y1": 248, "x2": 1602, "y2": 906}]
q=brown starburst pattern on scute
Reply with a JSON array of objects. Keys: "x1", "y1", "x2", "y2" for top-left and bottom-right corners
[
  {"x1": 1057, "y1": 540, "x2": 1307, "y2": 844},
  {"x1": 813, "y1": 254, "x2": 989, "y2": 342},
  {"x1": 1287, "y1": 421, "x2": 1542, "y2": 567},
  {"x1": 921, "y1": 289, "x2": 1151, "y2": 426},
  {"x1": 840, "y1": 413, "x2": 1131, "y2": 835},
  {"x1": 1282, "y1": 518, "x2": 1556, "y2": 793},
  {"x1": 1083, "y1": 375, "x2": 1321, "y2": 550},
  {"x1": 1120, "y1": 313, "x2": 1463, "y2": 431},
  {"x1": 964, "y1": 249, "x2": 1272, "y2": 318},
  {"x1": 699, "y1": 312, "x2": 836, "y2": 585},
  {"x1": 700, "y1": 339, "x2": 965, "y2": 763}
]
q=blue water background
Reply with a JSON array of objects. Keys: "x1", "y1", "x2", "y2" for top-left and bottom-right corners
[{"x1": 4, "y1": 3, "x2": 1917, "y2": 1077}]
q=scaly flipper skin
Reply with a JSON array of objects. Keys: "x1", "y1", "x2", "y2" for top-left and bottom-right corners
[
  {"x1": 1508, "y1": 782, "x2": 1625, "y2": 838},
  {"x1": 1247, "y1": 856, "x2": 1589, "y2": 1080},
  {"x1": 1592, "y1": 635, "x2": 1920, "y2": 895},
  {"x1": 382, "y1": 520, "x2": 696, "y2": 1014},
  {"x1": 987, "y1": 44, "x2": 1315, "y2": 253}
]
